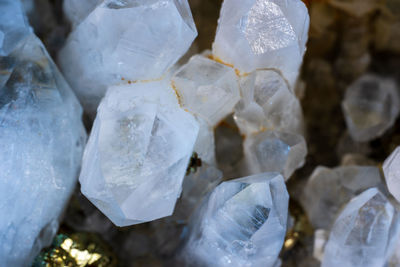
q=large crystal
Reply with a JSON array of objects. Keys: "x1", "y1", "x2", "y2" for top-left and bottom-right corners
[
  {"x1": 322, "y1": 188, "x2": 400, "y2": 267},
  {"x1": 383, "y1": 146, "x2": 400, "y2": 202},
  {"x1": 79, "y1": 81, "x2": 199, "y2": 226},
  {"x1": 181, "y1": 172, "x2": 289, "y2": 267},
  {"x1": 212, "y1": 0, "x2": 310, "y2": 87},
  {"x1": 59, "y1": 0, "x2": 197, "y2": 116},
  {"x1": 244, "y1": 130, "x2": 307, "y2": 180},
  {"x1": 342, "y1": 74, "x2": 400, "y2": 142},
  {"x1": 172, "y1": 54, "x2": 240, "y2": 127},
  {"x1": 0, "y1": 10, "x2": 86, "y2": 266},
  {"x1": 301, "y1": 166, "x2": 385, "y2": 230},
  {"x1": 234, "y1": 70, "x2": 304, "y2": 136}
]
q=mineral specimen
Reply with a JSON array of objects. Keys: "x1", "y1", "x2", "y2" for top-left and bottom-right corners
[
  {"x1": 63, "y1": 0, "x2": 102, "y2": 28},
  {"x1": 0, "y1": 1, "x2": 86, "y2": 265},
  {"x1": 59, "y1": 0, "x2": 197, "y2": 116},
  {"x1": 322, "y1": 188, "x2": 400, "y2": 267},
  {"x1": 342, "y1": 74, "x2": 400, "y2": 142},
  {"x1": 212, "y1": 0, "x2": 310, "y2": 87},
  {"x1": 79, "y1": 81, "x2": 199, "y2": 226},
  {"x1": 383, "y1": 146, "x2": 400, "y2": 202},
  {"x1": 181, "y1": 172, "x2": 289, "y2": 267}
]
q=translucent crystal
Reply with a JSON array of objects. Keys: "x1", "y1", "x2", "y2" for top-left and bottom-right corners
[
  {"x1": 301, "y1": 166, "x2": 386, "y2": 230},
  {"x1": 59, "y1": 0, "x2": 197, "y2": 116},
  {"x1": 234, "y1": 70, "x2": 304, "y2": 136},
  {"x1": 212, "y1": 0, "x2": 310, "y2": 87},
  {"x1": 383, "y1": 146, "x2": 400, "y2": 202},
  {"x1": 313, "y1": 229, "x2": 328, "y2": 262},
  {"x1": 322, "y1": 188, "x2": 400, "y2": 267},
  {"x1": 244, "y1": 130, "x2": 307, "y2": 179},
  {"x1": 172, "y1": 54, "x2": 240, "y2": 127},
  {"x1": 63, "y1": 0, "x2": 102, "y2": 28},
  {"x1": 79, "y1": 81, "x2": 199, "y2": 226},
  {"x1": 182, "y1": 172, "x2": 289, "y2": 267},
  {"x1": 342, "y1": 74, "x2": 400, "y2": 142},
  {"x1": 193, "y1": 117, "x2": 216, "y2": 165},
  {"x1": 0, "y1": 23, "x2": 86, "y2": 267}
]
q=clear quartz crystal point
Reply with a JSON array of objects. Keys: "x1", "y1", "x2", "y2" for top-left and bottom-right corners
[
  {"x1": 383, "y1": 146, "x2": 400, "y2": 202},
  {"x1": 172, "y1": 54, "x2": 240, "y2": 127},
  {"x1": 79, "y1": 81, "x2": 199, "y2": 227},
  {"x1": 59, "y1": 0, "x2": 197, "y2": 116},
  {"x1": 244, "y1": 130, "x2": 307, "y2": 180},
  {"x1": 322, "y1": 188, "x2": 400, "y2": 267},
  {"x1": 212, "y1": 0, "x2": 310, "y2": 87},
  {"x1": 234, "y1": 70, "x2": 304, "y2": 136},
  {"x1": 0, "y1": 2, "x2": 86, "y2": 264},
  {"x1": 342, "y1": 74, "x2": 400, "y2": 142},
  {"x1": 182, "y1": 172, "x2": 289, "y2": 267},
  {"x1": 301, "y1": 166, "x2": 386, "y2": 230}
]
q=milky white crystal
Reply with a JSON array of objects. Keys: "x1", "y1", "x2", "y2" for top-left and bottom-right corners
[
  {"x1": 0, "y1": 7, "x2": 86, "y2": 265},
  {"x1": 79, "y1": 81, "x2": 199, "y2": 226},
  {"x1": 212, "y1": 0, "x2": 310, "y2": 87},
  {"x1": 322, "y1": 188, "x2": 400, "y2": 267},
  {"x1": 172, "y1": 54, "x2": 240, "y2": 127},
  {"x1": 342, "y1": 74, "x2": 400, "y2": 142},
  {"x1": 383, "y1": 146, "x2": 400, "y2": 202},
  {"x1": 63, "y1": 0, "x2": 102, "y2": 28},
  {"x1": 244, "y1": 130, "x2": 307, "y2": 179},
  {"x1": 301, "y1": 166, "x2": 385, "y2": 230},
  {"x1": 182, "y1": 172, "x2": 289, "y2": 267},
  {"x1": 59, "y1": 0, "x2": 197, "y2": 116},
  {"x1": 234, "y1": 70, "x2": 304, "y2": 136},
  {"x1": 193, "y1": 117, "x2": 216, "y2": 164}
]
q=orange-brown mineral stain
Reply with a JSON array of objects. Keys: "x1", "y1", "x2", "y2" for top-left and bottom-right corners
[{"x1": 171, "y1": 80, "x2": 183, "y2": 107}]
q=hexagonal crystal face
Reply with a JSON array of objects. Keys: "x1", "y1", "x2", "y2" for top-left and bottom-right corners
[
  {"x1": 212, "y1": 0, "x2": 309, "y2": 87},
  {"x1": 79, "y1": 81, "x2": 199, "y2": 226},
  {"x1": 383, "y1": 146, "x2": 400, "y2": 202},
  {"x1": 172, "y1": 54, "x2": 240, "y2": 127},
  {"x1": 342, "y1": 74, "x2": 400, "y2": 142}
]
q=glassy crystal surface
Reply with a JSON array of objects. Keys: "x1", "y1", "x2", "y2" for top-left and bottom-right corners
[
  {"x1": 383, "y1": 146, "x2": 400, "y2": 202},
  {"x1": 63, "y1": 0, "x2": 102, "y2": 28},
  {"x1": 212, "y1": 0, "x2": 310, "y2": 87},
  {"x1": 79, "y1": 81, "x2": 199, "y2": 227},
  {"x1": 182, "y1": 172, "x2": 289, "y2": 267},
  {"x1": 172, "y1": 54, "x2": 240, "y2": 127},
  {"x1": 0, "y1": 16, "x2": 86, "y2": 267},
  {"x1": 322, "y1": 188, "x2": 400, "y2": 267},
  {"x1": 59, "y1": 0, "x2": 197, "y2": 116},
  {"x1": 301, "y1": 166, "x2": 385, "y2": 230},
  {"x1": 244, "y1": 130, "x2": 307, "y2": 179},
  {"x1": 193, "y1": 117, "x2": 216, "y2": 164},
  {"x1": 342, "y1": 74, "x2": 400, "y2": 142},
  {"x1": 234, "y1": 70, "x2": 304, "y2": 136}
]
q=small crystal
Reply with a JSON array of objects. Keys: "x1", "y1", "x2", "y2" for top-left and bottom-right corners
[
  {"x1": 342, "y1": 74, "x2": 400, "y2": 142},
  {"x1": 313, "y1": 229, "x2": 328, "y2": 262},
  {"x1": 193, "y1": 117, "x2": 216, "y2": 165},
  {"x1": 383, "y1": 146, "x2": 400, "y2": 202},
  {"x1": 182, "y1": 172, "x2": 289, "y2": 267},
  {"x1": 322, "y1": 188, "x2": 400, "y2": 267}
]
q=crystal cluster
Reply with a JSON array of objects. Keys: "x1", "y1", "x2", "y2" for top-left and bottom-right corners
[{"x1": 0, "y1": 0, "x2": 86, "y2": 265}]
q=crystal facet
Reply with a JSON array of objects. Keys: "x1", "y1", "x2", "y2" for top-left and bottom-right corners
[{"x1": 383, "y1": 146, "x2": 400, "y2": 202}]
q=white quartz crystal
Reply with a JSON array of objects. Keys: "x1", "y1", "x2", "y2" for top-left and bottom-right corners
[
  {"x1": 79, "y1": 81, "x2": 199, "y2": 227},
  {"x1": 0, "y1": 5, "x2": 86, "y2": 264},
  {"x1": 63, "y1": 0, "x2": 102, "y2": 28},
  {"x1": 59, "y1": 0, "x2": 197, "y2": 116},
  {"x1": 212, "y1": 0, "x2": 310, "y2": 87},
  {"x1": 342, "y1": 74, "x2": 400, "y2": 142},
  {"x1": 172, "y1": 54, "x2": 240, "y2": 127},
  {"x1": 313, "y1": 229, "x2": 328, "y2": 262},
  {"x1": 322, "y1": 188, "x2": 400, "y2": 267},
  {"x1": 383, "y1": 146, "x2": 400, "y2": 202},
  {"x1": 234, "y1": 70, "x2": 304, "y2": 136},
  {"x1": 301, "y1": 166, "x2": 385, "y2": 230},
  {"x1": 244, "y1": 130, "x2": 307, "y2": 179},
  {"x1": 193, "y1": 117, "x2": 216, "y2": 164},
  {"x1": 182, "y1": 172, "x2": 289, "y2": 267}
]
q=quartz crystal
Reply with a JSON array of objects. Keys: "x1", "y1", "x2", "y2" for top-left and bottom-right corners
[
  {"x1": 172, "y1": 54, "x2": 240, "y2": 127},
  {"x1": 212, "y1": 0, "x2": 310, "y2": 87},
  {"x1": 383, "y1": 146, "x2": 400, "y2": 202},
  {"x1": 0, "y1": 2, "x2": 86, "y2": 264},
  {"x1": 342, "y1": 74, "x2": 400, "y2": 142},
  {"x1": 63, "y1": 0, "x2": 102, "y2": 28},
  {"x1": 301, "y1": 166, "x2": 385, "y2": 230},
  {"x1": 244, "y1": 130, "x2": 307, "y2": 179},
  {"x1": 79, "y1": 81, "x2": 199, "y2": 227},
  {"x1": 59, "y1": 0, "x2": 197, "y2": 116},
  {"x1": 234, "y1": 70, "x2": 304, "y2": 136},
  {"x1": 182, "y1": 172, "x2": 289, "y2": 267},
  {"x1": 322, "y1": 188, "x2": 400, "y2": 267},
  {"x1": 193, "y1": 117, "x2": 216, "y2": 164}
]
